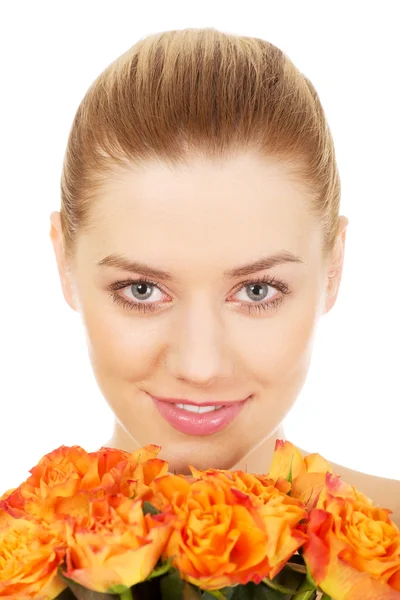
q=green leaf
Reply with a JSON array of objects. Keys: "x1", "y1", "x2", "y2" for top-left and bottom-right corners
[
  {"x1": 119, "y1": 590, "x2": 134, "y2": 600},
  {"x1": 107, "y1": 585, "x2": 131, "y2": 594},
  {"x1": 262, "y1": 577, "x2": 300, "y2": 595},
  {"x1": 291, "y1": 578, "x2": 318, "y2": 600},
  {"x1": 291, "y1": 592, "x2": 317, "y2": 600},
  {"x1": 146, "y1": 558, "x2": 174, "y2": 580},
  {"x1": 143, "y1": 501, "x2": 161, "y2": 516},
  {"x1": 229, "y1": 582, "x2": 285, "y2": 599},
  {"x1": 270, "y1": 567, "x2": 304, "y2": 591},
  {"x1": 201, "y1": 590, "x2": 228, "y2": 600},
  {"x1": 182, "y1": 582, "x2": 203, "y2": 599},
  {"x1": 304, "y1": 562, "x2": 317, "y2": 590},
  {"x1": 221, "y1": 589, "x2": 236, "y2": 600},
  {"x1": 160, "y1": 569, "x2": 184, "y2": 600},
  {"x1": 204, "y1": 588, "x2": 235, "y2": 600},
  {"x1": 286, "y1": 455, "x2": 294, "y2": 485}
]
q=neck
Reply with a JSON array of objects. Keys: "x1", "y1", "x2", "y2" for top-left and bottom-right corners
[
  {"x1": 231, "y1": 426, "x2": 285, "y2": 473},
  {"x1": 104, "y1": 420, "x2": 285, "y2": 474}
]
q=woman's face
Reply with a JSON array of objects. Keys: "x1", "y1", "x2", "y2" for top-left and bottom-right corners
[{"x1": 50, "y1": 151, "x2": 347, "y2": 473}]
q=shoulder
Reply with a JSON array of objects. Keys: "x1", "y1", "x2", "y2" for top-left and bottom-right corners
[{"x1": 297, "y1": 447, "x2": 400, "y2": 528}]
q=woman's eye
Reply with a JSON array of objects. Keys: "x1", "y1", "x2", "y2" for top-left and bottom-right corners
[
  {"x1": 109, "y1": 276, "x2": 288, "y2": 315},
  {"x1": 122, "y1": 281, "x2": 278, "y2": 304},
  {"x1": 126, "y1": 282, "x2": 164, "y2": 303},
  {"x1": 233, "y1": 282, "x2": 278, "y2": 303}
]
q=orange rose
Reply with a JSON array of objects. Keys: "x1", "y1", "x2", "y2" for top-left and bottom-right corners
[
  {"x1": 268, "y1": 440, "x2": 334, "y2": 509},
  {"x1": 0, "y1": 489, "x2": 16, "y2": 502},
  {"x1": 0, "y1": 445, "x2": 96, "y2": 523},
  {"x1": 0, "y1": 515, "x2": 66, "y2": 599},
  {"x1": 189, "y1": 466, "x2": 292, "y2": 498},
  {"x1": 0, "y1": 444, "x2": 165, "y2": 525},
  {"x1": 151, "y1": 473, "x2": 307, "y2": 590},
  {"x1": 148, "y1": 472, "x2": 193, "y2": 512},
  {"x1": 51, "y1": 448, "x2": 169, "y2": 525},
  {"x1": 51, "y1": 444, "x2": 169, "y2": 522},
  {"x1": 63, "y1": 493, "x2": 173, "y2": 592},
  {"x1": 98, "y1": 445, "x2": 168, "y2": 501},
  {"x1": 304, "y1": 473, "x2": 400, "y2": 599}
]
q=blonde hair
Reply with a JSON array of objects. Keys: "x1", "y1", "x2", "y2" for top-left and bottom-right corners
[{"x1": 60, "y1": 27, "x2": 340, "y2": 261}]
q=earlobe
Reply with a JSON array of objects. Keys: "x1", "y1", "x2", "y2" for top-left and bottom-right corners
[{"x1": 49, "y1": 211, "x2": 77, "y2": 312}]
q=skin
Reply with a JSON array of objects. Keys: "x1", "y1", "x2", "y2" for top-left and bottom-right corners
[{"x1": 50, "y1": 150, "x2": 399, "y2": 524}]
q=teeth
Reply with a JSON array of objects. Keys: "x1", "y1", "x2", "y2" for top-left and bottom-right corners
[{"x1": 176, "y1": 404, "x2": 223, "y2": 413}]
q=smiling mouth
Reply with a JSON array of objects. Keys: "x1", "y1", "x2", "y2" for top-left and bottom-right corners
[
  {"x1": 148, "y1": 394, "x2": 250, "y2": 407},
  {"x1": 148, "y1": 393, "x2": 251, "y2": 436}
]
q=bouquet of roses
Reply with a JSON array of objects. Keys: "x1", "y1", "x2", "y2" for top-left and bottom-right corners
[{"x1": 1, "y1": 440, "x2": 399, "y2": 600}]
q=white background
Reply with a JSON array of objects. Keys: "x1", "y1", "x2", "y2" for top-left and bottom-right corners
[{"x1": 0, "y1": 1, "x2": 399, "y2": 492}]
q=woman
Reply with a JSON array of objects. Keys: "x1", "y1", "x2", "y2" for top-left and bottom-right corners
[{"x1": 49, "y1": 27, "x2": 399, "y2": 525}]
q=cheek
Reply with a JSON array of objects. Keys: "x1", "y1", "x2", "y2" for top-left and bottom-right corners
[
  {"x1": 239, "y1": 292, "x2": 320, "y2": 380},
  {"x1": 81, "y1": 302, "x2": 164, "y2": 379}
]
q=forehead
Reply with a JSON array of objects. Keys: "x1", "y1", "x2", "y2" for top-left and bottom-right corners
[{"x1": 83, "y1": 152, "x2": 322, "y2": 266}]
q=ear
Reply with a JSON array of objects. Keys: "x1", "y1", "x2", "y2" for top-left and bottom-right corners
[
  {"x1": 323, "y1": 215, "x2": 349, "y2": 315},
  {"x1": 49, "y1": 211, "x2": 78, "y2": 311}
]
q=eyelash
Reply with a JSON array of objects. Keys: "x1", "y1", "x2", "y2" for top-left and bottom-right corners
[{"x1": 107, "y1": 275, "x2": 291, "y2": 316}]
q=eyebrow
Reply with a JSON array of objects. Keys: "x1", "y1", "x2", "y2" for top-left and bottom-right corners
[{"x1": 97, "y1": 251, "x2": 303, "y2": 281}]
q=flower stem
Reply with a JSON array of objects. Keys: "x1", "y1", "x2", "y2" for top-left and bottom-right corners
[
  {"x1": 206, "y1": 592, "x2": 226, "y2": 600},
  {"x1": 120, "y1": 589, "x2": 134, "y2": 600},
  {"x1": 286, "y1": 561, "x2": 307, "y2": 574},
  {"x1": 262, "y1": 578, "x2": 300, "y2": 594}
]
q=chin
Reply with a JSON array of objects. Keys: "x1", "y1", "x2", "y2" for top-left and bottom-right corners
[{"x1": 158, "y1": 438, "x2": 245, "y2": 475}]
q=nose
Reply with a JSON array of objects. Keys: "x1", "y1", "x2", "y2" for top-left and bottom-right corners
[{"x1": 164, "y1": 299, "x2": 235, "y2": 387}]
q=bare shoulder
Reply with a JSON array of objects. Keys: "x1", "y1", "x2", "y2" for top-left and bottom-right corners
[{"x1": 297, "y1": 447, "x2": 400, "y2": 528}]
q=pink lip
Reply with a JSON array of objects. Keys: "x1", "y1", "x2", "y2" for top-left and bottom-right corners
[
  {"x1": 150, "y1": 395, "x2": 247, "y2": 406},
  {"x1": 149, "y1": 394, "x2": 251, "y2": 436}
]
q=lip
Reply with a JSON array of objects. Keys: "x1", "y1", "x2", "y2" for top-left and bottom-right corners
[
  {"x1": 149, "y1": 393, "x2": 251, "y2": 436},
  {"x1": 150, "y1": 395, "x2": 248, "y2": 406}
]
